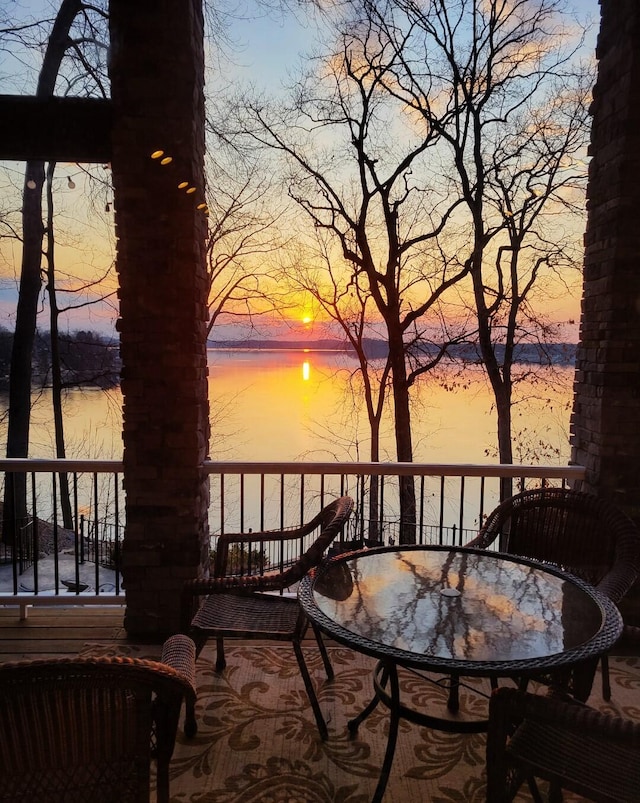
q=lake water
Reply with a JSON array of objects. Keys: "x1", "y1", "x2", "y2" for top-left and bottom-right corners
[{"x1": 0, "y1": 349, "x2": 574, "y2": 465}]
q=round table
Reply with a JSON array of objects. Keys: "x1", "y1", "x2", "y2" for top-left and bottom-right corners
[{"x1": 298, "y1": 545, "x2": 623, "y2": 802}]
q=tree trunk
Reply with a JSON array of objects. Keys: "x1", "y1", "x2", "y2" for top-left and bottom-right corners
[
  {"x1": 367, "y1": 421, "x2": 381, "y2": 544},
  {"x1": 2, "y1": 162, "x2": 45, "y2": 545},
  {"x1": 495, "y1": 382, "x2": 514, "y2": 502},
  {"x1": 45, "y1": 162, "x2": 73, "y2": 530},
  {"x1": 388, "y1": 327, "x2": 416, "y2": 544},
  {"x1": 471, "y1": 253, "x2": 514, "y2": 502}
]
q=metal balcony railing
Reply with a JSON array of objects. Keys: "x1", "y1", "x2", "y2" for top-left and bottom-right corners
[{"x1": 0, "y1": 458, "x2": 585, "y2": 616}]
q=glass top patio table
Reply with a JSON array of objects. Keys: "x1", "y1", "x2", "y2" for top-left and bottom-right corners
[
  {"x1": 299, "y1": 544, "x2": 622, "y2": 675},
  {"x1": 298, "y1": 545, "x2": 623, "y2": 803}
]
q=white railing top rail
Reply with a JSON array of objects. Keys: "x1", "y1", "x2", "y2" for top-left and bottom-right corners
[
  {"x1": 203, "y1": 461, "x2": 586, "y2": 479},
  {"x1": 0, "y1": 457, "x2": 586, "y2": 480},
  {"x1": 0, "y1": 458, "x2": 124, "y2": 471}
]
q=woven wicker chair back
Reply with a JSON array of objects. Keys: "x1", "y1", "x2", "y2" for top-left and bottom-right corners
[
  {"x1": 0, "y1": 656, "x2": 192, "y2": 803},
  {"x1": 474, "y1": 487, "x2": 640, "y2": 593}
]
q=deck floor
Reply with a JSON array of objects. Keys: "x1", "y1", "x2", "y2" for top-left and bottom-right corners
[
  {"x1": 0, "y1": 605, "x2": 130, "y2": 661},
  {"x1": 0, "y1": 604, "x2": 324, "y2": 661}
]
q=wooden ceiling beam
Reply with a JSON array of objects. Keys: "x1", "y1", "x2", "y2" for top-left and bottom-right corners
[{"x1": 0, "y1": 95, "x2": 112, "y2": 163}]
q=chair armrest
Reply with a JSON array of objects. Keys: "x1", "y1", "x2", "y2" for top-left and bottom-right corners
[
  {"x1": 211, "y1": 497, "x2": 353, "y2": 578},
  {"x1": 213, "y1": 525, "x2": 318, "y2": 576},
  {"x1": 217, "y1": 527, "x2": 314, "y2": 545},
  {"x1": 160, "y1": 634, "x2": 197, "y2": 701},
  {"x1": 597, "y1": 563, "x2": 639, "y2": 605},
  {"x1": 489, "y1": 687, "x2": 640, "y2": 745}
]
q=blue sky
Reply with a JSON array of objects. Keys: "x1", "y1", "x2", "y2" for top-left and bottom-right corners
[{"x1": 222, "y1": 0, "x2": 600, "y2": 90}]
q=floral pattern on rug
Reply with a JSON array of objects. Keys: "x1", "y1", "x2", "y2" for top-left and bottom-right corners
[
  {"x1": 165, "y1": 644, "x2": 482, "y2": 801},
  {"x1": 80, "y1": 641, "x2": 640, "y2": 802}
]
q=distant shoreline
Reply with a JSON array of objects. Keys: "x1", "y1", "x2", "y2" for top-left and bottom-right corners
[{"x1": 207, "y1": 339, "x2": 577, "y2": 366}]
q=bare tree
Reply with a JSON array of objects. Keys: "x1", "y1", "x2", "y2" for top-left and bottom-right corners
[
  {"x1": 353, "y1": 0, "x2": 592, "y2": 498},
  {"x1": 234, "y1": 17, "x2": 485, "y2": 541}
]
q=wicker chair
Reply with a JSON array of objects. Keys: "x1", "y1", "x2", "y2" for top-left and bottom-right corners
[
  {"x1": 467, "y1": 486, "x2": 640, "y2": 701},
  {"x1": 181, "y1": 495, "x2": 354, "y2": 740},
  {"x1": 0, "y1": 634, "x2": 197, "y2": 803},
  {"x1": 485, "y1": 685, "x2": 640, "y2": 802}
]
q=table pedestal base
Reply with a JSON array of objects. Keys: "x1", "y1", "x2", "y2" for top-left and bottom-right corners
[{"x1": 348, "y1": 661, "x2": 494, "y2": 802}]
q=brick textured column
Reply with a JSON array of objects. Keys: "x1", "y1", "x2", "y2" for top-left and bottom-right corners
[
  {"x1": 570, "y1": 0, "x2": 640, "y2": 523},
  {"x1": 109, "y1": 0, "x2": 210, "y2": 637}
]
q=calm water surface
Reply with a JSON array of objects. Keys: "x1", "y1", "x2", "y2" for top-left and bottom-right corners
[{"x1": 0, "y1": 349, "x2": 573, "y2": 464}]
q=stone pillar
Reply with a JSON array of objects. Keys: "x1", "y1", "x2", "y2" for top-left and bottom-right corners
[
  {"x1": 570, "y1": 0, "x2": 640, "y2": 522},
  {"x1": 109, "y1": 0, "x2": 210, "y2": 637}
]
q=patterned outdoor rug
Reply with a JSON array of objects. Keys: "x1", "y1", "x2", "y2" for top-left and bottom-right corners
[{"x1": 81, "y1": 643, "x2": 640, "y2": 802}]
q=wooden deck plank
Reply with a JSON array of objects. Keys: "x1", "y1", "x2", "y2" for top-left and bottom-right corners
[
  {"x1": 0, "y1": 608, "x2": 124, "y2": 627},
  {"x1": 0, "y1": 606, "x2": 128, "y2": 661}
]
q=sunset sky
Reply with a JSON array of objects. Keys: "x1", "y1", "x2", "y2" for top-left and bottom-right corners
[{"x1": 0, "y1": 0, "x2": 601, "y2": 341}]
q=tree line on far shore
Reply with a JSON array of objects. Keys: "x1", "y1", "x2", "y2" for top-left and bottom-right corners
[{"x1": 0, "y1": 327, "x2": 120, "y2": 391}]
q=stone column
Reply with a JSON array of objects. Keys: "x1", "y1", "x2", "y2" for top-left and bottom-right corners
[
  {"x1": 109, "y1": 0, "x2": 210, "y2": 637},
  {"x1": 570, "y1": 0, "x2": 640, "y2": 521}
]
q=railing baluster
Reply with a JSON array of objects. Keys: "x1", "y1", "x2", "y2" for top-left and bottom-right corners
[
  {"x1": 93, "y1": 472, "x2": 100, "y2": 594},
  {"x1": 439, "y1": 476, "x2": 445, "y2": 545},
  {"x1": 419, "y1": 476, "x2": 425, "y2": 545},
  {"x1": 279, "y1": 474, "x2": 284, "y2": 530},
  {"x1": 73, "y1": 472, "x2": 81, "y2": 592},
  {"x1": 359, "y1": 474, "x2": 365, "y2": 545},
  {"x1": 479, "y1": 476, "x2": 486, "y2": 532},
  {"x1": 458, "y1": 477, "x2": 465, "y2": 546},
  {"x1": 31, "y1": 472, "x2": 38, "y2": 589},
  {"x1": 52, "y1": 472, "x2": 60, "y2": 595},
  {"x1": 113, "y1": 470, "x2": 121, "y2": 595},
  {"x1": 0, "y1": 458, "x2": 587, "y2": 607},
  {"x1": 220, "y1": 474, "x2": 225, "y2": 535}
]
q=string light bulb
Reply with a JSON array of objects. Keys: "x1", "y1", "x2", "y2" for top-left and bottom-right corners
[
  {"x1": 160, "y1": 156, "x2": 172, "y2": 165},
  {"x1": 150, "y1": 150, "x2": 164, "y2": 159},
  {"x1": 67, "y1": 176, "x2": 76, "y2": 189},
  {"x1": 178, "y1": 181, "x2": 189, "y2": 189},
  {"x1": 26, "y1": 179, "x2": 37, "y2": 189}
]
